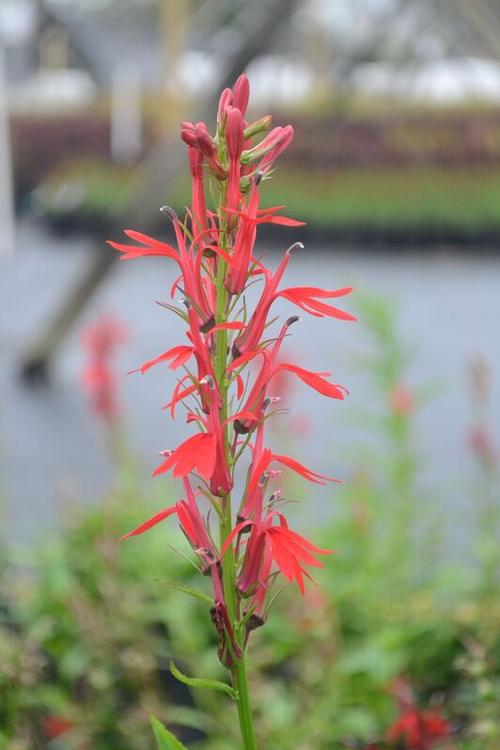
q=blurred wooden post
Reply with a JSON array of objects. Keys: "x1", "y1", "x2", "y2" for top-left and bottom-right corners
[
  {"x1": 158, "y1": 0, "x2": 191, "y2": 134},
  {"x1": 0, "y1": 44, "x2": 15, "y2": 256}
]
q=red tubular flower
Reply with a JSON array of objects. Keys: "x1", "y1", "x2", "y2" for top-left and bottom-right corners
[
  {"x1": 224, "y1": 512, "x2": 333, "y2": 596},
  {"x1": 188, "y1": 146, "x2": 208, "y2": 235},
  {"x1": 226, "y1": 106, "x2": 245, "y2": 213},
  {"x1": 225, "y1": 177, "x2": 260, "y2": 295}
]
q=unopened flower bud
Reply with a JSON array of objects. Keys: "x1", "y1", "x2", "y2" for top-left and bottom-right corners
[
  {"x1": 217, "y1": 87, "x2": 233, "y2": 126},
  {"x1": 180, "y1": 121, "x2": 197, "y2": 146},
  {"x1": 226, "y1": 107, "x2": 245, "y2": 160},
  {"x1": 244, "y1": 115, "x2": 273, "y2": 141},
  {"x1": 232, "y1": 74, "x2": 250, "y2": 116},
  {"x1": 194, "y1": 122, "x2": 216, "y2": 158}
]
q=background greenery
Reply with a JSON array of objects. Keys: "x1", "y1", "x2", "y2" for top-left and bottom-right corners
[{"x1": 1, "y1": 297, "x2": 499, "y2": 750}]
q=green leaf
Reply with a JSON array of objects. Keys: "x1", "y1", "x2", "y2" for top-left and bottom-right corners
[
  {"x1": 170, "y1": 660, "x2": 236, "y2": 700},
  {"x1": 155, "y1": 580, "x2": 213, "y2": 605},
  {"x1": 150, "y1": 715, "x2": 189, "y2": 750}
]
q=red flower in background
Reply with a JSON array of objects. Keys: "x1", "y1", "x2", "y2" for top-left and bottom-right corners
[
  {"x1": 386, "y1": 709, "x2": 451, "y2": 749},
  {"x1": 44, "y1": 715, "x2": 73, "y2": 740},
  {"x1": 81, "y1": 313, "x2": 128, "y2": 422},
  {"x1": 389, "y1": 384, "x2": 415, "y2": 417}
]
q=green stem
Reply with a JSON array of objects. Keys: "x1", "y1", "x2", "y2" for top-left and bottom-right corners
[
  {"x1": 231, "y1": 657, "x2": 257, "y2": 750},
  {"x1": 213, "y1": 207, "x2": 258, "y2": 749}
]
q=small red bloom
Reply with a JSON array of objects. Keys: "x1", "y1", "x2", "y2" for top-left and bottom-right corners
[
  {"x1": 44, "y1": 715, "x2": 73, "y2": 740},
  {"x1": 81, "y1": 313, "x2": 128, "y2": 421},
  {"x1": 390, "y1": 384, "x2": 415, "y2": 416},
  {"x1": 386, "y1": 709, "x2": 451, "y2": 749}
]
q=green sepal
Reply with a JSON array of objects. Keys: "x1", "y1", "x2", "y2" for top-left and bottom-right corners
[
  {"x1": 170, "y1": 660, "x2": 236, "y2": 700},
  {"x1": 157, "y1": 580, "x2": 213, "y2": 605},
  {"x1": 150, "y1": 715, "x2": 189, "y2": 750}
]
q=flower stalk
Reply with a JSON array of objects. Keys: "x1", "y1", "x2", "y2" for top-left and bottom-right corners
[{"x1": 110, "y1": 75, "x2": 355, "y2": 748}]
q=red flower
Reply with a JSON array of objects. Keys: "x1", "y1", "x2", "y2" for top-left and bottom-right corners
[
  {"x1": 224, "y1": 512, "x2": 333, "y2": 595},
  {"x1": 81, "y1": 313, "x2": 128, "y2": 421},
  {"x1": 44, "y1": 715, "x2": 73, "y2": 740},
  {"x1": 386, "y1": 709, "x2": 451, "y2": 749}
]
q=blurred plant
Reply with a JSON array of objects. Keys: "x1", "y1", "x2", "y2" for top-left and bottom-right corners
[
  {"x1": 333, "y1": 292, "x2": 436, "y2": 599},
  {"x1": 33, "y1": 160, "x2": 135, "y2": 233},
  {"x1": 467, "y1": 356, "x2": 500, "y2": 593},
  {"x1": 1, "y1": 489, "x2": 218, "y2": 750},
  {"x1": 81, "y1": 312, "x2": 131, "y2": 473},
  {"x1": 384, "y1": 678, "x2": 452, "y2": 750},
  {"x1": 2, "y1": 304, "x2": 500, "y2": 747},
  {"x1": 81, "y1": 312, "x2": 128, "y2": 424}
]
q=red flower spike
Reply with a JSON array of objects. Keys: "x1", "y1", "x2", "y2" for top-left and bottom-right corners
[{"x1": 109, "y1": 73, "x2": 353, "y2": 667}]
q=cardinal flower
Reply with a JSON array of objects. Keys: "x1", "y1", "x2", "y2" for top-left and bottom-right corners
[
  {"x1": 223, "y1": 512, "x2": 333, "y2": 596},
  {"x1": 109, "y1": 73, "x2": 354, "y2": 746}
]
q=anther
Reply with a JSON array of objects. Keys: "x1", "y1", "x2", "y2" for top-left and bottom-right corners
[
  {"x1": 253, "y1": 170, "x2": 264, "y2": 186},
  {"x1": 286, "y1": 315, "x2": 300, "y2": 327},
  {"x1": 269, "y1": 489, "x2": 284, "y2": 503},
  {"x1": 200, "y1": 375, "x2": 215, "y2": 388},
  {"x1": 258, "y1": 471, "x2": 270, "y2": 488},
  {"x1": 286, "y1": 241, "x2": 304, "y2": 255},
  {"x1": 160, "y1": 205, "x2": 178, "y2": 221}
]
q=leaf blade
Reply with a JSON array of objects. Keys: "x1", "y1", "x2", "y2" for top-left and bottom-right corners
[
  {"x1": 170, "y1": 660, "x2": 236, "y2": 700},
  {"x1": 150, "y1": 715, "x2": 189, "y2": 750}
]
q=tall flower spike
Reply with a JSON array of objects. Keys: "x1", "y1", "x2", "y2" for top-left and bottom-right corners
[{"x1": 108, "y1": 74, "x2": 354, "y2": 749}]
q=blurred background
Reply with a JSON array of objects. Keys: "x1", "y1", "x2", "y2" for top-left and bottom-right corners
[{"x1": 1, "y1": 1, "x2": 500, "y2": 749}]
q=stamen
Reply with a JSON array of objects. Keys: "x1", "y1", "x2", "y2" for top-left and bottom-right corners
[
  {"x1": 160, "y1": 205, "x2": 178, "y2": 221},
  {"x1": 286, "y1": 241, "x2": 304, "y2": 255},
  {"x1": 200, "y1": 375, "x2": 215, "y2": 389}
]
